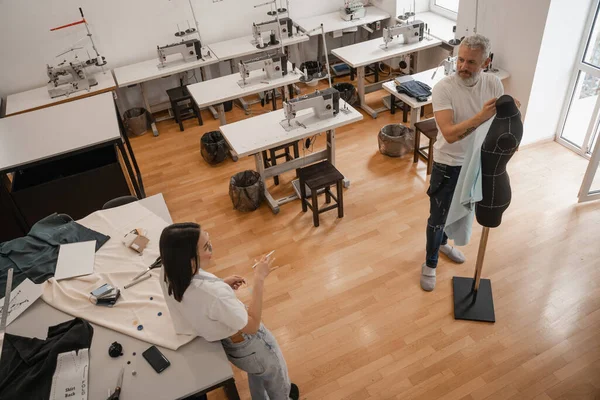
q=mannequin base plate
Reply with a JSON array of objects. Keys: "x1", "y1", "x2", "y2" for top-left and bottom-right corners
[{"x1": 452, "y1": 277, "x2": 495, "y2": 323}]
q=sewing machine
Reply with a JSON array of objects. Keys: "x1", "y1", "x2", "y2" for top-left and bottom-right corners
[
  {"x1": 280, "y1": 88, "x2": 340, "y2": 131},
  {"x1": 382, "y1": 20, "x2": 424, "y2": 48},
  {"x1": 442, "y1": 56, "x2": 457, "y2": 75},
  {"x1": 252, "y1": 17, "x2": 293, "y2": 48},
  {"x1": 340, "y1": 0, "x2": 367, "y2": 21},
  {"x1": 157, "y1": 38, "x2": 205, "y2": 68},
  {"x1": 238, "y1": 53, "x2": 288, "y2": 87},
  {"x1": 46, "y1": 59, "x2": 100, "y2": 98}
]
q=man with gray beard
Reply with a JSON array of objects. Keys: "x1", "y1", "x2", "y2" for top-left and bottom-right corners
[{"x1": 420, "y1": 34, "x2": 517, "y2": 291}]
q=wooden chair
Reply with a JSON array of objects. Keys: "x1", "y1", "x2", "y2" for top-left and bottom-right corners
[
  {"x1": 414, "y1": 118, "x2": 439, "y2": 175},
  {"x1": 298, "y1": 161, "x2": 344, "y2": 227},
  {"x1": 166, "y1": 86, "x2": 203, "y2": 132},
  {"x1": 261, "y1": 142, "x2": 300, "y2": 185}
]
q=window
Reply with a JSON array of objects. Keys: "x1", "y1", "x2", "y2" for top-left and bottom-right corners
[{"x1": 430, "y1": 0, "x2": 459, "y2": 20}]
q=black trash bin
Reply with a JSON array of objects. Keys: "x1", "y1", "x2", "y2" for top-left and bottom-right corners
[
  {"x1": 201, "y1": 131, "x2": 229, "y2": 165},
  {"x1": 229, "y1": 171, "x2": 264, "y2": 212},
  {"x1": 333, "y1": 83, "x2": 357, "y2": 105}
]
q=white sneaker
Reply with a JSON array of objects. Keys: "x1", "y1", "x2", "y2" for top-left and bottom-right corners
[
  {"x1": 420, "y1": 263, "x2": 436, "y2": 291},
  {"x1": 439, "y1": 244, "x2": 466, "y2": 264}
]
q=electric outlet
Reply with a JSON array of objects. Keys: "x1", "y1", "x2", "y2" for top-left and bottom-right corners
[{"x1": 375, "y1": 21, "x2": 381, "y2": 30}]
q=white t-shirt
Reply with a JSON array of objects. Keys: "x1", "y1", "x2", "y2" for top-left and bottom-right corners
[
  {"x1": 432, "y1": 73, "x2": 504, "y2": 166},
  {"x1": 160, "y1": 269, "x2": 248, "y2": 342}
]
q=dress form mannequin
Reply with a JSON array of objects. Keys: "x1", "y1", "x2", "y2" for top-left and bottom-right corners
[
  {"x1": 453, "y1": 95, "x2": 522, "y2": 323},
  {"x1": 476, "y1": 95, "x2": 523, "y2": 227}
]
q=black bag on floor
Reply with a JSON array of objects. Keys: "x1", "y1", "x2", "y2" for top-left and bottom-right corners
[
  {"x1": 229, "y1": 171, "x2": 264, "y2": 212},
  {"x1": 201, "y1": 131, "x2": 229, "y2": 165},
  {"x1": 333, "y1": 83, "x2": 357, "y2": 105}
]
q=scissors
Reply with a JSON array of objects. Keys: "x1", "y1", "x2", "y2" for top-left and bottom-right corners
[
  {"x1": 131, "y1": 256, "x2": 162, "y2": 281},
  {"x1": 107, "y1": 366, "x2": 124, "y2": 400}
]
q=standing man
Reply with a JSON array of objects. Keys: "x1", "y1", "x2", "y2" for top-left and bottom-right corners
[{"x1": 421, "y1": 34, "x2": 506, "y2": 291}]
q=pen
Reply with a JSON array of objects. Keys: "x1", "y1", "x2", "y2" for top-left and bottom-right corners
[
  {"x1": 124, "y1": 273, "x2": 151, "y2": 289},
  {"x1": 252, "y1": 250, "x2": 275, "y2": 269}
]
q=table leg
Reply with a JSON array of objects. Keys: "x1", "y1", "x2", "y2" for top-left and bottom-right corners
[
  {"x1": 218, "y1": 103, "x2": 227, "y2": 126},
  {"x1": 410, "y1": 106, "x2": 421, "y2": 132},
  {"x1": 255, "y1": 152, "x2": 279, "y2": 214},
  {"x1": 116, "y1": 141, "x2": 142, "y2": 198},
  {"x1": 326, "y1": 129, "x2": 350, "y2": 188},
  {"x1": 140, "y1": 82, "x2": 159, "y2": 136},
  {"x1": 357, "y1": 66, "x2": 377, "y2": 118},
  {"x1": 223, "y1": 378, "x2": 240, "y2": 400}
]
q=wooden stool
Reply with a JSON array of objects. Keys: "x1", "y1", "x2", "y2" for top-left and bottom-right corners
[
  {"x1": 166, "y1": 86, "x2": 203, "y2": 132},
  {"x1": 298, "y1": 161, "x2": 344, "y2": 227},
  {"x1": 262, "y1": 141, "x2": 300, "y2": 185},
  {"x1": 414, "y1": 118, "x2": 438, "y2": 175}
]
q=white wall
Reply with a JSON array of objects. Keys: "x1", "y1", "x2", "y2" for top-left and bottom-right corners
[
  {"x1": 0, "y1": 0, "x2": 346, "y2": 102},
  {"x1": 456, "y1": 0, "x2": 551, "y2": 119},
  {"x1": 522, "y1": 0, "x2": 593, "y2": 146}
]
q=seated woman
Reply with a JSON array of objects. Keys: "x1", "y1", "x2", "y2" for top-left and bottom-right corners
[{"x1": 159, "y1": 223, "x2": 299, "y2": 400}]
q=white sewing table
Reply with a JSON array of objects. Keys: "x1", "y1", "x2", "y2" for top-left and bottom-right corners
[
  {"x1": 219, "y1": 101, "x2": 362, "y2": 214},
  {"x1": 208, "y1": 34, "x2": 309, "y2": 62},
  {"x1": 382, "y1": 66, "x2": 511, "y2": 131},
  {"x1": 332, "y1": 36, "x2": 442, "y2": 118},
  {"x1": 295, "y1": 6, "x2": 391, "y2": 77},
  {"x1": 113, "y1": 48, "x2": 219, "y2": 136},
  {"x1": 295, "y1": 6, "x2": 390, "y2": 36},
  {"x1": 5, "y1": 70, "x2": 116, "y2": 117},
  {"x1": 187, "y1": 62, "x2": 303, "y2": 125},
  {"x1": 6, "y1": 194, "x2": 240, "y2": 400}
]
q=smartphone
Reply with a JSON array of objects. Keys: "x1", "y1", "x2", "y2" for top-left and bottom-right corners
[{"x1": 142, "y1": 346, "x2": 171, "y2": 373}]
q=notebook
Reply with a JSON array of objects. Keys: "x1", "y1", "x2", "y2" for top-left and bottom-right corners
[{"x1": 54, "y1": 241, "x2": 96, "y2": 281}]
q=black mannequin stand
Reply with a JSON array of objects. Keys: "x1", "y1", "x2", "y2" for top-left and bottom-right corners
[
  {"x1": 452, "y1": 94, "x2": 522, "y2": 323},
  {"x1": 453, "y1": 227, "x2": 495, "y2": 322}
]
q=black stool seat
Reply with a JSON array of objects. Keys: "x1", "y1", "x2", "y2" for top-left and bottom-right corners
[
  {"x1": 414, "y1": 118, "x2": 438, "y2": 175},
  {"x1": 298, "y1": 161, "x2": 344, "y2": 227},
  {"x1": 262, "y1": 141, "x2": 300, "y2": 186},
  {"x1": 167, "y1": 86, "x2": 203, "y2": 131}
]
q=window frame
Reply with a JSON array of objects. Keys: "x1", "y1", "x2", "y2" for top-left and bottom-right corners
[{"x1": 429, "y1": 0, "x2": 458, "y2": 21}]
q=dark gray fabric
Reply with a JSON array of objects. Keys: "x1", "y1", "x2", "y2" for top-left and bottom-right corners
[
  {"x1": 0, "y1": 213, "x2": 110, "y2": 293},
  {"x1": 396, "y1": 80, "x2": 432, "y2": 102},
  {"x1": 0, "y1": 318, "x2": 94, "y2": 400}
]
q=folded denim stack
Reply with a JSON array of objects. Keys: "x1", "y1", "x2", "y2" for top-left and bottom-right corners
[{"x1": 396, "y1": 80, "x2": 432, "y2": 102}]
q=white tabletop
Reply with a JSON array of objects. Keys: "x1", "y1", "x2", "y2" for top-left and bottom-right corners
[
  {"x1": 415, "y1": 12, "x2": 457, "y2": 44},
  {"x1": 5, "y1": 71, "x2": 116, "y2": 117},
  {"x1": 113, "y1": 48, "x2": 219, "y2": 87},
  {"x1": 209, "y1": 34, "x2": 309, "y2": 61},
  {"x1": 0, "y1": 92, "x2": 120, "y2": 174},
  {"x1": 295, "y1": 5, "x2": 391, "y2": 35},
  {"x1": 220, "y1": 100, "x2": 363, "y2": 158},
  {"x1": 6, "y1": 195, "x2": 234, "y2": 400},
  {"x1": 382, "y1": 66, "x2": 511, "y2": 108},
  {"x1": 188, "y1": 62, "x2": 302, "y2": 108},
  {"x1": 331, "y1": 36, "x2": 442, "y2": 68}
]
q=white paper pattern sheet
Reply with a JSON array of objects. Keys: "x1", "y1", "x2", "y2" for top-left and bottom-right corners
[
  {"x1": 0, "y1": 279, "x2": 43, "y2": 327},
  {"x1": 50, "y1": 349, "x2": 89, "y2": 400}
]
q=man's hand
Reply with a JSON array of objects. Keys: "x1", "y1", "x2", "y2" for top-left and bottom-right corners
[
  {"x1": 478, "y1": 98, "x2": 497, "y2": 122},
  {"x1": 514, "y1": 98, "x2": 521, "y2": 109},
  {"x1": 223, "y1": 275, "x2": 246, "y2": 290}
]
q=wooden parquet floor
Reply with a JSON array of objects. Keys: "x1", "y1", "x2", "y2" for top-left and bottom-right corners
[{"x1": 128, "y1": 80, "x2": 600, "y2": 400}]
